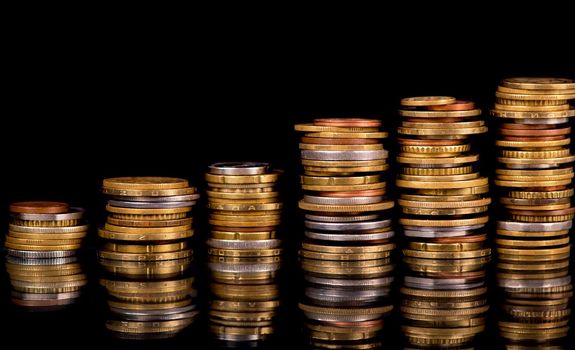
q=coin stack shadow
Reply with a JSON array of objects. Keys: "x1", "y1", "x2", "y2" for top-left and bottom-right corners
[
  {"x1": 98, "y1": 177, "x2": 199, "y2": 340},
  {"x1": 205, "y1": 162, "x2": 283, "y2": 345},
  {"x1": 395, "y1": 97, "x2": 491, "y2": 348},
  {"x1": 294, "y1": 118, "x2": 395, "y2": 349},
  {"x1": 492, "y1": 77, "x2": 575, "y2": 346},
  {"x1": 4, "y1": 201, "x2": 88, "y2": 311}
]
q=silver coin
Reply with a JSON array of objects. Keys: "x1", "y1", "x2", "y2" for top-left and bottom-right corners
[
  {"x1": 208, "y1": 262, "x2": 281, "y2": 273},
  {"x1": 303, "y1": 195, "x2": 384, "y2": 205},
  {"x1": 305, "y1": 219, "x2": 391, "y2": 231},
  {"x1": 209, "y1": 162, "x2": 269, "y2": 175},
  {"x1": 214, "y1": 334, "x2": 264, "y2": 342},
  {"x1": 497, "y1": 221, "x2": 572, "y2": 232},
  {"x1": 206, "y1": 239, "x2": 281, "y2": 250},
  {"x1": 11, "y1": 291, "x2": 82, "y2": 300},
  {"x1": 112, "y1": 304, "x2": 197, "y2": 316},
  {"x1": 306, "y1": 287, "x2": 388, "y2": 299},
  {"x1": 305, "y1": 230, "x2": 394, "y2": 242},
  {"x1": 98, "y1": 257, "x2": 192, "y2": 268},
  {"x1": 402, "y1": 162, "x2": 474, "y2": 168},
  {"x1": 305, "y1": 214, "x2": 380, "y2": 223},
  {"x1": 498, "y1": 276, "x2": 571, "y2": 289},
  {"x1": 117, "y1": 310, "x2": 199, "y2": 322},
  {"x1": 303, "y1": 312, "x2": 383, "y2": 322},
  {"x1": 404, "y1": 281, "x2": 485, "y2": 290},
  {"x1": 403, "y1": 229, "x2": 481, "y2": 238},
  {"x1": 10, "y1": 207, "x2": 85, "y2": 221},
  {"x1": 304, "y1": 276, "x2": 394, "y2": 287},
  {"x1": 6, "y1": 249, "x2": 76, "y2": 259},
  {"x1": 9, "y1": 224, "x2": 89, "y2": 233},
  {"x1": 301, "y1": 150, "x2": 388, "y2": 161},
  {"x1": 519, "y1": 118, "x2": 569, "y2": 125},
  {"x1": 107, "y1": 200, "x2": 196, "y2": 209},
  {"x1": 5, "y1": 256, "x2": 78, "y2": 265},
  {"x1": 403, "y1": 224, "x2": 485, "y2": 233},
  {"x1": 108, "y1": 194, "x2": 200, "y2": 202}
]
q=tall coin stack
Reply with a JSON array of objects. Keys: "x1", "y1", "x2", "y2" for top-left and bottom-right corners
[
  {"x1": 205, "y1": 162, "x2": 283, "y2": 345},
  {"x1": 492, "y1": 77, "x2": 575, "y2": 346},
  {"x1": 294, "y1": 118, "x2": 395, "y2": 349},
  {"x1": 396, "y1": 97, "x2": 491, "y2": 348},
  {"x1": 5, "y1": 201, "x2": 88, "y2": 311},
  {"x1": 98, "y1": 177, "x2": 199, "y2": 339}
]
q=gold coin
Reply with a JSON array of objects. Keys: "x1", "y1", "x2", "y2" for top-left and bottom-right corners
[
  {"x1": 102, "y1": 242, "x2": 188, "y2": 253},
  {"x1": 106, "y1": 205, "x2": 191, "y2": 215},
  {"x1": 400, "y1": 144, "x2": 471, "y2": 154},
  {"x1": 494, "y1": 103, "x2": 570, "y2": 111},
  {"x1": 504, "y1": 203, "x2": 571, "y2": 211},
  {"x1": 299, "y1": 250, "x2": 391, "y2": 261},
  {"x1": 498, "y1": 155, "x2": 575, "y2": 165},
  {"x1": 397, "y1": 154, "x2": 479, "y2": 165},
  {"x1": 295, "y1": 123, "x2": 379, "y2": 132},
  {"x1": 4, "y1": 236, "x2": 82, "y2": 246},
  {"x1": 402, "y1": 166, "x2": 474, "y2": 176},
  {"x1": 507, "y1": 188, "x2": 574, "y2": 199},
  {"x1": 497, "y1": 252, "x2": 570, "y2": 263},
  {"x1": 491, "y1": 108, "x2": 575, "y2": 119},
  {"x1": 399, "y1": 216, "x2": 488, "y2": 227},
  {"x1": 497, "y1": 90, "x2": 575, "y2": 100},
  {"x1": 301, "y1": 174, "x2": 381, "y2": 185},
  {"x1": 104, "y1": 223, "x2": 191, "y2": 233},
  {"x1": 398, "y1": 126, "x2": 487, "y2": 136},
  {"x1": 497, "y1": 97, "x2": 567, "y2": 106},
  {"x1": 101, "y1": 187, "x2": 196, "y2": 197},
  {"x1": 98, "y1": 229, "x2": 193, "y2": 241},
  {"x1": 500, "y1": 149, "x2": 571, "y2": 159},
  {"x1": 398, "y1": 197, "x2": 491, "y2": 209},
  {"x1": 496, "y1": 173, "x2": 573, "y2": 181},
  {"x1": 496, "y1": 229, "x2": 568, "y2": 238},
  {"x1": 496, "y1": 168, "x2": 573, "y2": 176},
  {"x1": 400, "y1": 109, "x2": 482, "y2": 118},
  {"x1": 496, "y1": 139, "x2": 571, "y2": 148},
  {"x1": 106, "y1": 217, "x2": 192, "y2": 227},
  {"x1": 207, "y1": 202, "x2": 282, "y2": 211},
  {"x1": 415, "y1": 185, "x2": 489, "y2": 195},
  {"x1": 397, "y1": 177, "x2": 488, "y2": 189},
  {"x1": 207, "y1": 248, "x2": 281, "y2": 257},
  {"x1": 496, "y1": 246, "x2": 570, "y2": 256},
  {"x1": 303, "y1": 131, "x2": 388, "y2": 139},
  {"x1": 498, "y1": 85, "x2": 575, "y2": 94},
  {"x1": 400, "y1": 194, "x2": 480, "y2": 202},
  {"x1": 302, "y1": 182, "x2": 386, "y2": 192},
  {"x1": 495, "y1": 179, "x2": 572, "y2": 187},
  {"x1": 7, "y1": 231, "x2": 87, "y2": 240},
  {"x1": 97, "y1": 249, "x2": 192, "y2": 261},
  {"x1": 399, "y1": 173, "x2": 479, "y2": 181},
  {"x1": 401, "y1": 206, "x2": 488, "y2": 215},
  {"x1": 298, "y1": 200, "x2": 394, "y2": 213},
  {"x1": 11, "y1": 219, "x2": 80, "y2": 227},
  {"x1": 402, "y1": 248, "x2": 491, "y2": 259},
  {"x1": 103, "y1": 177, "x2": 189, "y2": 190},
  {"x1": 4, "y1": 242, "x2": 80, "y2": 251},
  {"x1": 501, "y1": 77, "x2": 575, "y2": 90},
  {"x1": 401, "y1": 286, "x2": 487, "y2": 298},
  {"x1": 407, "y1": 241, "x2": 484, "y2": 252},
  {"x1": 400, "y1": 96, "x2": 456, "y2": 107},
  {"x1": 301, "y1": 159, "x2": 386, "y2": 167},
  {"x1": 497, "y1": 260, "x2": 569, "y2": 271},
  {"x1": 303, "y1": 165, "x2": 389, "y2": 173},
  {"x1": 205, "y1": 173, "x2": 279, "y2": 184},
  {"x1": 302, "y1": 242, "x2": 395, "y2": 254}
]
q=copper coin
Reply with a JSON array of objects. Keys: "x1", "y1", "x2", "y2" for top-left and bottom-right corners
[
  {"x1": 9, "y1": 201, "x2": 70, "y2": 214},
  {"x1": 301, "y1": 136, "x2": 379, "y2": 145},
  {"x1": 432, "y1": 234, "x2": 487, "y2": 244},
  {"x1": 426, "y1": 100, "x2": 476, "y2": 111},
  {"x1": 398, "y1": 138, "x2": 464, "y2": 146},
  {"x1": 318, "y1": 189, "x2": 387, "y2": 197},
  {"x1": 509, "y1": 207, "x2": 575, "y2": 216},
  {"x1": 314, "y1": 118, "x2": 381, "y2": 128},
  {"x1": 212, "y1": 226, "x2": 277, "y2": 233},
  {"x1": 500, "y1": 135, "x2": 567, "y2": 141},
  {"x1": 499, "y1": 127, "x2": 571, "y2": 137},
  {"x1": 500, "y1": 123, "x2": 560, "y2": 130}
]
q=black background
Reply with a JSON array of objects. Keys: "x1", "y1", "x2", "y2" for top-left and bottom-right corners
[{"x1": 1, "y1": 13, "x2": 574, "y2": 349}]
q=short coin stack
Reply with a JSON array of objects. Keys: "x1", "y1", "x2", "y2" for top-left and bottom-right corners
[
  {"x1": 396, "y1": 97, "x2": 491, "y2": 348},
  {"x1": 492, "y1": 77, "x2": 575, "y2": 346},
  {"x1": 98, "y1": 177, "x2": 199, "y2": 339},
  {"x1": 5, "y1": 201, "x2": 88, "y2": 310},
  {"x1": 294, "y1": 118, "x2": 395, "y2": 349},
  {"x1": 205, "y1": 162, "x2": 283, "y2": 344}
]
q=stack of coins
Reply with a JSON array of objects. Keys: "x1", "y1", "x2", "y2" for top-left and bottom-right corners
[
  {"x1": 396, "y1": 97, "x2": 491, "y2": 348},
  {"x1": 98, "y1": 177, "x2": 199, "y2": 339},
  {"x1": 492, "y1": 77, "x2": 575, "y2": 346},
  {"x1": 4, "y1": 201, "x2": 88, "y2": 310},
  {"x1": 205, "y1": 162, "x2": 283, "y2": 344},
  {"x1": 294, "y1": 118, "x2": 395, "y2": 349}
]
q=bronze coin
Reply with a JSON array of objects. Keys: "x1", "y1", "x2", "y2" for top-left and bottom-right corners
[
  {"x1": 314, "y1": 118, "x2": 381, "y2": 127},
  {"x1": 9, "y1": 201, "x2": 70, "y2": 214},
  {"x1": 318, "y1": 189, "x2": 387, "y2": 197},
  {"x1": 509, "y1": 207, "x2": 575, "y2": 216},
  {"x1": 432, "y1": 234, "x2": 487, "y2": 244},
  {"x1": 397, "y1": 138, "x2": 464, "y2": 146},
  {"x1": 499, "y1": 127, "x2": 571, "y2": 137},
  {"x1": 499, "y1": 123, "x2": 560, "y2": 130},
  {"x1": 426, "y1": 100, "x2": 476, "y2": 111},
  {"x1": 500, "y1": 135, "x2": 567, "y2": 141},
  {"x1": 301, "y1": 136, "x2": 379, "y2": 145}
]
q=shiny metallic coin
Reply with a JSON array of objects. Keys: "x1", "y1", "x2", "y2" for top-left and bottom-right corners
[
  {"x1": 6, "y1": 250, "x2": 77, "y2": 259},
  {"x1": 107, "y1": 200, "x2": 196, "y2": 209},
  {"x1": 305, "y1": 230, "x2": 394, "y2": 241},
  {"x1": 209, "y1": 162, "x2": 270, "y2": 175},
  {"x1": 206, "y1": 239, "x2": 281, "y2": 250},
  {"x1": 305, "y1": 219, "x2": 391, "y2": 231},
  {"x1": 304, "y1": 214, "x2": 380, "y2": 222}
]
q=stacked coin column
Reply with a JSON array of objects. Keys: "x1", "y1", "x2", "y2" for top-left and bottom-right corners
[
  {"x1": 396, "y1": 97, "x2": 491, "y2": 348},
  {"x1": 98, "y1": 177, "x2": 199, "y2": 339},
  {"x1": 5, "y1": 201, "x2": 88, "y2": 310},
  {"x1": 295, "y1": 118, "x2": 395, "y2": 349},
  {"x1": 205, "y1": 162, "x2": 282, "y2": 345},
  {"x1": 492, "y1": 77, "x2": 575, "y2": 346}
]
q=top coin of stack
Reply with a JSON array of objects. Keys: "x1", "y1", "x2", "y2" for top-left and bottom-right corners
[
  {"x1": 396, "y1": 97, "x2": 491, "y2": 348},
  {"x1": 295, "y1": 118, "x2": 395, "y2": 349},
  {"x1": 491, "y1": 77, "x2": 575, "y2": 345}
]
